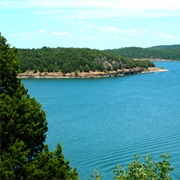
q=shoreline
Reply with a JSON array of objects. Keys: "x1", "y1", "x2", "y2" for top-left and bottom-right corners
[
  {"x1": 133, "y1": 58, "x2": 179, "y2": 62},
  {"x1": 18, "y1": 67, "x2": 168, "y2": 79}
]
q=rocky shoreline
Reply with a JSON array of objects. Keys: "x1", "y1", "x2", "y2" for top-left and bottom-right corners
[{"x1": 18, "y1": 67, "x2": 168, "y2": 79}]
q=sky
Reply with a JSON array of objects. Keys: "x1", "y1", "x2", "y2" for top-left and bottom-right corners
[{"x1": 1, "y1": 0, "x2": 180, "y2": 49}]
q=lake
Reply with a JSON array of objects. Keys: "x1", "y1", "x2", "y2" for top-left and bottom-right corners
[{"x1": 22, "y1": 62, "x2": 180, "y2": 179}]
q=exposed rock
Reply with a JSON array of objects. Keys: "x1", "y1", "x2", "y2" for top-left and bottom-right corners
[{"x1": 17, "y1": 67, "x2": 167, "y2": 79}]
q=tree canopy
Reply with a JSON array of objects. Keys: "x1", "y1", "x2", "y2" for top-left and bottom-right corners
[
  {"x1": 17, "y1": 47, "x2": 155, "y2": 73},
  {"x1": 0, "y1": 34, "x2": 78, "y2": 179},
  {"x1": 105, "y1": 45, "x2": 180, "y2": 60},
  {"x1": 91, "y1": 153, "x2": 174, "y2": 180}
]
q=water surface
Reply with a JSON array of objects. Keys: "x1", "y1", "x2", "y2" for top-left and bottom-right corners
[{"x1": 22, "y1": 62, "x2": 180, "y2": 179}]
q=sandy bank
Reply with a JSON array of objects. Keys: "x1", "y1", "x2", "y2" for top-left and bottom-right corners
[
  {"x1": 142, "y1": 67, "x2": 168, "y2": 73},
  {"x1": 17, "y1": 67, "x2": 168, "y2": 79}
]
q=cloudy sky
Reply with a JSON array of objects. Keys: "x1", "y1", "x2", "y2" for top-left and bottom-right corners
[{"x1": 1, "y1": 0, "x2": 180, "y2": 49}]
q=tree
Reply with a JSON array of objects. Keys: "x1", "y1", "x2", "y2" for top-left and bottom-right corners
[
  {"x1": 74, "y1": 70, "x2": 79, "y2": 76},
  {"x1": 91, "y1": 153, "x2": 173, "y2": 180},
  {"x1": 0, "y1": 34, "x2": 21, "y2": 96},
  {"x1": 0, "y1": 34, "x2": 78, "y2": 179},
  {"x1": 25, "y1": 143, "x2": 78, "y2": 180},
  {"x1": 17, "y1": 46, "x2": 156, "y2": 74},
  {"x1": 113, "y1": 153, "x2": 173, "y2": 180}
]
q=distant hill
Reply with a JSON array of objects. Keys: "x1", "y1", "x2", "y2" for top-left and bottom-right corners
[
  {"x1": 105, "y1": 45, "x2": 180, "y2": 60},
  {"x1": 150, "y1": 44, "x2": 180, "y2": 50},
  {"x1": 17, "y1": 47, "x2": 154, "y2": 73}
]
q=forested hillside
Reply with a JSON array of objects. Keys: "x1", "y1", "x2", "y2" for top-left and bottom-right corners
[
  {"x1": 17, "y1": 47, "x2": 154, "y2": 73},
  {"x1": 105, "y1": 45, "x2": 180, "y2": 60},
  {"x1": 150, "y1": 44, "x2": 180, "y2": 49}
]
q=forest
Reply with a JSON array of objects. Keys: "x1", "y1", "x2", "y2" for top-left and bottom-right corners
[
  {"x1": 105, "y1": 45, "x2": 180, "y2": 60},
  {"x1": 17, "y1": 47, "x2": 155, "y2": 73}
]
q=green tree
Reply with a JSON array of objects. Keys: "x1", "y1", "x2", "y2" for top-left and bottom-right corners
[
  {"x1": 91, "y1": 154, "x2": 173, "y2": 180},
  {"x1": 74, "y1": 70, "x2": 79, "y2": 76},
  {"x1": 0, "y1": 34, "x2": 47, "y2": 161},
  {"x1": 0, "y1": 35, "x2": 21, "y2": 96},
  {"x1": 25, "y1": 143, "x2": 78, "y2": 180},
  {"x1": 113, "y1": 153, "x2": 173, "y2": 180},
  {"x1": 0, "y1": 34, "x2": 78, "y2": 179},
  {"x1": 17, "y1": 46, "x2": 156, "y2": 74}
]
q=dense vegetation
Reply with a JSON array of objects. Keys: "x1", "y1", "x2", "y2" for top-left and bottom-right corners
[
  {"x1": 91, "y1": 154, "x2": 173, "y2": 180},
  {"x1": 105, "y1": 45, "x2": 180, "y2": 60},
  {"x1": 150, "y1": 44, "x2": 180, "y2": 50},
  {"x1": 17, "y1": 47, "x2": 155, "y2": 73},
  {"x1": 0, "y1": 34, "x2": 78, "y2": 179}
]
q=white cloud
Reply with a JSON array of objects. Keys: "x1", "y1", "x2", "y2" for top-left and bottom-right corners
[
  {"x1": 101, "y1": 26, "x2": 120, "y2": 33},
  {"x1": 112, "y1": 35, "x2": 119, "y2": 39},
  {"x1": 79, "y1": 23, "x2": 96, "y2": 32},
  {"x1": 122, "y1": 29, "x2": 147, "y2": 36},
  {"x1": 51, "y1": 32, "x2": 70, "y2": 36},
  {"x1": 155, "y1": 33, "x2": 174, "y2": 39},
  {"x1": 1, "y1": 0, "x2": 180, "y2": 18},
  {"x1": 39, "y1": 29, "x2": 45, "y2": 33},
  {"x1": 33, "y1": 9, "x2": 180, "y2": 20},
  {"x1": 2, "y1": 0, "x2": 180, "y2": 10},
  {"x1": 79, "y1": 23, "x2": 120, "y2": 34}
]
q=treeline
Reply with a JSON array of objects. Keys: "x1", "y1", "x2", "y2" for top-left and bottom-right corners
[
  {"x1": 17, "y1": 47, "x2": 155, "y2": 73},
  {"x1": 150, "y1": 44, "x2": 180, "y2": 49},
  {"x1": 105, "y1": 45, "x2": 180, "y2": 60}
]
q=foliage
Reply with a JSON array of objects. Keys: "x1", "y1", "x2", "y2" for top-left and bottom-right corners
[
  {"x1": 91, "y1": 153, "x2": 173, "y2": 180},
  {"x1": 17, "y1": 47, "x2": 155, "y2": 73},
  {"x1": 105, "y1": 46, "x2": 180, "y2": 60},
  {"x1": 0, "y1": 34, "x2": 21, "y2": 96},
  {"x1": 90, "y1": 169, "x2": 102, "y2": 180},
  {"x1": 150, "y1": 44, "x2": 180, "y2": 50},
  {"x1": 0, "y1": 34, "x2": 78, "y2": 179},
  {"x1": 0, "y1": 33, "x2": 47, "y2": 161},
  {"x1": 113, "y1": 153, "x2": 173, "y2": 180},
  {"x1": 74, "y1": 70, "x2": 79, "y2": 76},
  {"x1": 25, "y1": 143, "x2": 78, "y2": 180}
]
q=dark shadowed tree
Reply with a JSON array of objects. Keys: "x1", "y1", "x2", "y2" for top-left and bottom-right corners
[{"x1": 0, "y1": 34, "x2": 78, "y2": 179}]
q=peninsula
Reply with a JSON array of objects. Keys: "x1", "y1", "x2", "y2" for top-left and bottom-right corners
[{"x1": 17, "y1": 47, "x2": 160, "y2": 79}]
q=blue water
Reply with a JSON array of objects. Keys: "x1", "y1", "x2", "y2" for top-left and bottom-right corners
[{"x1": 22, "y1": 62, "x2": 180, "y2": 179}]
